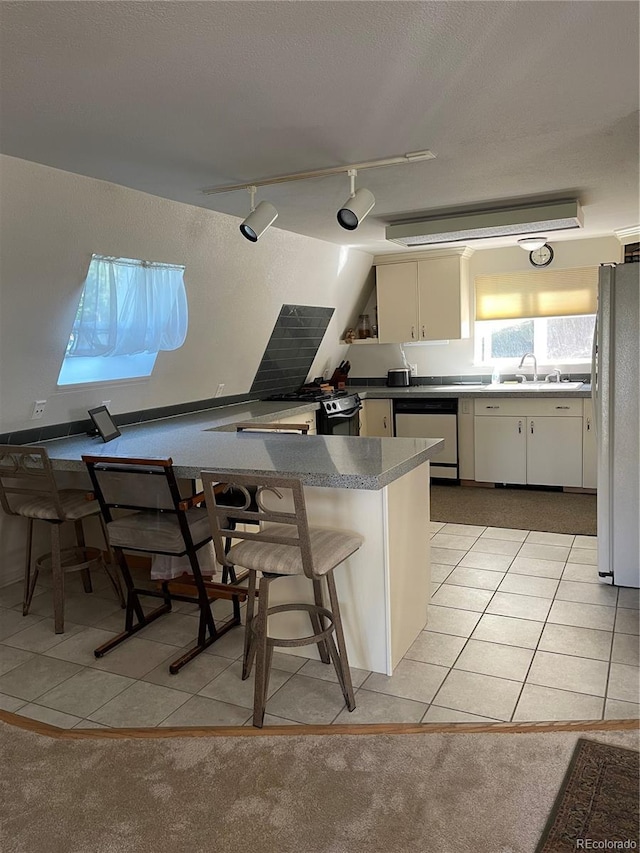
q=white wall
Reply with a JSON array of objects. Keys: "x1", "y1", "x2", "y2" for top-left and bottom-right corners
[
  {"x1": 0, "y1": 155, "x2": 373, "y2": 584},
  {"x1": 0, "y1": 155, "x2": 373, "y2": 432},
  {"x1": 346, "y1": 237, "x2": 623, "y2": 378}
]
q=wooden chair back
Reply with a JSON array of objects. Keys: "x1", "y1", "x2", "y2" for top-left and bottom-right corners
[{"x1": 0, "y1": 445, "x2": 66, "y2": 519}]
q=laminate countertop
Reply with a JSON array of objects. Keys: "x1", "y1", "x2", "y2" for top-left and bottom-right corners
[
  {"x1": 353, "y1": 383, "x2": 591, "y2": 399},
  {"x1": 43, "y1": 401, "x2": 443, "y2": 490}
]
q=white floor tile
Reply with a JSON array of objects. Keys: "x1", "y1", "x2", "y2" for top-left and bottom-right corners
[
  {"x1": 0, "y1": 644, "x2": 35, "y2": 677},
  {"x1": 615, "y1": 608, "x2": 640, "y2": 636},
  {"x1": 508, "y1": 556, "x2": 565, "y2": 579},
  {"x1": 561, "y1": 563, "x2": 601, "y2": 584},
  {"x1": 0, "y1": 692, "x2": 26, "y2": 712},
  {"x1": 0, "y1": 608, "x2": 45, "y2": 642},
  {"x1": 527, "y1": 650, "x2": 609, "y2": 697},
  {"x1": 430, "y1": 547, "x2": 467, "y2": 566},
  {"x1": 431, "y1": 533, "x2": 480, "y2": 552},
  {"x1": 198, "y1": 660, "x2": 293, "y2": 710},
  {"x1": 404, "y1": 631, "x2": 467, "y2": 667},
  {"x1": 607, "y1": 663, "x2": 640, "y2": 704},
  {"x1": 458, "y1": 551, "x2": 514, "y2": 572},
  {"x1": 431, "y1": 563, "x2": 455, "y2": 584},
  {"x1": 617, "y1": 588, "x2": 640, "y2": 610},
  {"x1": 555, "y1": 581, "x2": 618, "y2": 607},
  {"x1": 422, "y1": 705, "x2": 499, "y2": 723},
  {"x1": 538, "y1": 623, "x2": 612, "y2": 662},
  {"x1": 498, "y1": 574, "x2": 559, "y2": 599},
  {"x1": 513, "y1": 684, "x2": 603, "y2": 721},
  {"x1": 430, "y1": 584, "x2": 494, "y2": 613},
  {"x1": 433, "y1": 669, "x2": 521, "y2": 720},
  {"x1": 604, "y1": 698, "x2": 640, "y2": 720},
  {"x1": 159, "y1": 695, "x2": 251, "y2": 727},
  {"x1": 2, "y1": 618, "x2": 85, "y2": 653},
  {"x1": 88, "y1": 680, "x2": 191, "y2": 727},
  {"x1": 486, "y1": 592, "x2": 552, "y2": 622},
  {"x1": 297, "y1": 659, "x2": 369, "y2": 688},
  {"x1": 439, "y1": 523, "x2": 486, "y2": 538},
  {"x1": 454, "y1": 639, "x2": 533, "y2": 681},
  {"x1": 426, "y1": 605, "x2": 481, "y2": 638},
  {"x1": 518, "y1": 543, "x2": 570, "y2": 563},
  {"x1": 333, "y1": 689, "x2": 427, "y2": 724},
  {"x1": 567, "y1": 548, "x2": 597, "y2": 565},
  {"x1": 471, "y1": 614, "x2": 544, "y2": 649},
  {"x1": 430, "y1": 522, "x2": 445, "y2": 534},
  {"x1": 611, "y1": 633, "x2": 639, "y2": 666},
  {"x1": 0, "y1": 655, "x2": 81, "y2": 701},
  {"x1": 16, "y1": 703, "x2": 83, "y2": 729},
  {"x1": 470, "y1": 539, "x2": 522, "y2": 558},
  {"x1": 573, "y1": 535, "x2": 597, "y2": 550},
  {"x1": 263, "y1": 674, "x2": 353, "y2": 725},
  {"x1": 547, "y1": 600, "x2": 616, "y2": 632},
  {"x1": 37, "y1": 668, "x2": 134, "y2": 718},
  {"x1": 445, "y1": 567, "x2": 504, "y2": 591},
  {"x1": 480, "y1": 527, "x2": 528, "y2": 543},
  {"x1": 362, "y1": 658, "x2": 448, "y2": 704},
  {"x1": 525, "y1": 532, "x2": 575, "y2": 547},
  {"x1": 143, "y1": 650, "x2": 233, "y2": 693}
]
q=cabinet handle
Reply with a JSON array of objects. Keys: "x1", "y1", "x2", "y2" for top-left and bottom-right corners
[
  {"x1": 586, "y1": 417, "x2": 591, "y2": 431},
  {"x1": 530, "y1": 419, "x2": 534, "y2": 434},
  {"x1": 486, "y1": 405, "x2": 500, "y2": 409},
  {"x1": 421, "y1": 325, "x2": 426, "y2": 338},
  {"x1": 383, "y1": 416, "x2": 388, "y2": 429},
  {"x1": 555, "y1": 406, "x2": 570, "y2": 410},
  {"x1": 411, "y1": 326, "x2": 415, "y2": 340},
  {"x1": 518, "y1": 419, "x2": 522, "y2": 434}
]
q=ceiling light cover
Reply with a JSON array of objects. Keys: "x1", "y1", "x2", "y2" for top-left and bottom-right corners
[
  {"x1": 337, "y1": 188, "x2": 375, "y2": 231},
  {"x1": 386, "y1": 201, "x2": 582, "y2": 247},
  {"x1": 518, "y1": 237, "x2": 548, "y2": 251},
  {"x1": 239, "y1": 200, "x2": 278, "y2": 242}
]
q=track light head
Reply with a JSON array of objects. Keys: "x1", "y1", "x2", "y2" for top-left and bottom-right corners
[
  {"x1": 239, "y1": 199, "x2": 278, "y2": 242},
  {"x1": 337, "y1": 171, "x2": 375, "y2": 231}
]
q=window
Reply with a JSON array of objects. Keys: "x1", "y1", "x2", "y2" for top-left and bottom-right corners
[
  {"x1": 57, "y1": 255, "x2": 188, "y2": 386},
  {"x1": 475, "y1": 315, "x2": 596, "y2": 365},
  {"x1": 474, "y1": 266, "x2": 597, "y2": 366}
]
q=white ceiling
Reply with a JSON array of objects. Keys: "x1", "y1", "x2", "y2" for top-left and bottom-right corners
[{"x1": 1, "y1": 1, "x2": 639, "y2": 253}]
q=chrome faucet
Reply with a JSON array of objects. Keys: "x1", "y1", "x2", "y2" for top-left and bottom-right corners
[{"x1": 517, "y1": 352, "x2": 538, "y2": 381}]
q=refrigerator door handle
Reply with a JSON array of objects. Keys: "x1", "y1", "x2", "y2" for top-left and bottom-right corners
[{"x1": 591, "y1": 314, "x2": 599, "y2": 439}]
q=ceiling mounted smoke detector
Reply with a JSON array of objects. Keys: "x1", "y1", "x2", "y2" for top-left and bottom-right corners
[{"x1": 385, "y1": 200, "x2": 583, "y2": 247}]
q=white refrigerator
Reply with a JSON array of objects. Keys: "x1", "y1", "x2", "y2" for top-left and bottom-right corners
[{"x1": 593, "y1": 263, "x2": 640, "y2": 588}]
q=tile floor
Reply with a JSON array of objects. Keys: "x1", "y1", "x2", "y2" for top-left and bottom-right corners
[{"x1": 0, "y1": 523, "x2": 638, "y2": 728}]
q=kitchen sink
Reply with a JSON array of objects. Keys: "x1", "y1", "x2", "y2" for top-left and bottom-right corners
[{"x1": 486, "y1": 381, "x2": 584, "y2": 391}]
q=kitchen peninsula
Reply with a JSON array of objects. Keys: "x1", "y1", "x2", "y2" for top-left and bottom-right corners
[{"x1": 43, "y1": 401, "x2": 444, "y2": 675}]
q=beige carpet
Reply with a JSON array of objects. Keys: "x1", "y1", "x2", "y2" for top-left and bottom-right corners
[
  {"x1": 431, "y1": 485, "x2": 597, "y2": 535},
  {"x1": 1, "y1": 719, "x2": 637, "y2": 853}
]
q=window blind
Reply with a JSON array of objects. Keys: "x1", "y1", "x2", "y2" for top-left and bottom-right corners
[{"x1": 475, "y1": 266, "x2": 598, "y2": 321}]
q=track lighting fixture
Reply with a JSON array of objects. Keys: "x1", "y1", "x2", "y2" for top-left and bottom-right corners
[
  {"x1": 337, "y1": 170, "x2": 375, "y2": 231},
  {"x1": 239, "y1": 186, "x2": 278, "y2": 242}
]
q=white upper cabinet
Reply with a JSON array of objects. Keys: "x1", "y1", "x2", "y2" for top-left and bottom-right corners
[{"x1": 376, "y1": 250, "x2": 470, "y2": 343}]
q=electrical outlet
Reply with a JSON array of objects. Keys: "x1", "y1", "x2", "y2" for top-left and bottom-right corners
[
  {"x1": 409, "y1": 364, "x2": 418, "y2": 377},
  {"x1": 101, "y1": 400, "x2": 111, "y2": 409},
  {"x1": 215, "y1": 383, "x2": 225, "y2": 398},
  {"x1": 31, "y1": 400, "x2": 47, "y2": 420}
]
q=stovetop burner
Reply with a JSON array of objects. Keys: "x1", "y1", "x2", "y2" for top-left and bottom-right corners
[{"x1": 265, "y1": 388, "x2": 350, "y2": 402}]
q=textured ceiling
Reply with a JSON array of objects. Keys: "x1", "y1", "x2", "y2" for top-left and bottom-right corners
[{"x1": 1, "y1": 1, "x2": 639, "y2": 252}]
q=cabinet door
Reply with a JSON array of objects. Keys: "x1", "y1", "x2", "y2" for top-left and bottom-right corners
[
  {"x1": 417, "y1": 256, "x2": 468, "y2": 340},
  {"x1": 526, "y1": 417, "x2": 583, "y2": 487},
  {"x1": 362, "y1": 400, "x2": 392, "y2": 436},
  {"x1": 474, "y1": 416, "x2": 526, "y2": 484},
  {"x1": 582, "y1": 399, "x2": 597, "y2": 489},
  {"x1": 376, "y1": 263, "x2": 418, "y2": 343}
]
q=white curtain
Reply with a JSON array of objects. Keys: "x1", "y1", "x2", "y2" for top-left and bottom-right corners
[{"x1": 69, "y1": 255, "x2": 188, "y2": 357}]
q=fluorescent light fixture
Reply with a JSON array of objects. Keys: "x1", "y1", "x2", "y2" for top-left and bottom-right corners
[
  {"x1": 518, "y1": 237, "x2": 548, "y2": 251},
  {"x1": 386, "y1": 200, "x2": 583, "y2": 247}
]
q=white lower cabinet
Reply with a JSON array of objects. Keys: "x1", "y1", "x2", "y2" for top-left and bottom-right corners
[
  {"x1": 360, "y1": 399, "x2": 393, "y2": 437},
  {"x1": 474, "y1": 398, "x2": 584, "y2": 488}
]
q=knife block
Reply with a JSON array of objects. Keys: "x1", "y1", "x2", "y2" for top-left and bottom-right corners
[{"x1": 329, "y1": 369, "x2": 348, "y2": 389}]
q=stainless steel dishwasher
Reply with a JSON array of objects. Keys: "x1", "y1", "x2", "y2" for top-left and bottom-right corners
[{"x1": 393, "y1": 398, "x2": 459, "y2": 481}]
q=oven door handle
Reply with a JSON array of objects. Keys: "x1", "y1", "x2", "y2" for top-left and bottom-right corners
[{"x1": 326, "y1": 406, "x2": 362, "y2": 419}]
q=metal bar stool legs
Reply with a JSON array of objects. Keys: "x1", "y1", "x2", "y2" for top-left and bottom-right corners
[{"x1": 243, "y1": 571, "x2": 355, "y2": 728}]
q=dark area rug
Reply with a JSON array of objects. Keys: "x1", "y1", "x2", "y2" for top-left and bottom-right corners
[
  {"x1": 536, "y1": 738, "x2": 640, "y2": 852},
  {"x1": 431, "y1": 485, "x2": 597, "y2": 535}
]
